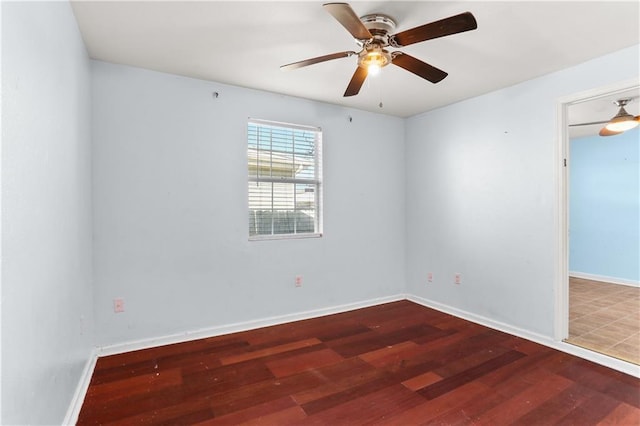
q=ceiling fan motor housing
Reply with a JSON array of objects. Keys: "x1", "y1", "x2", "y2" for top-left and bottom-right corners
[
  {"x1": 356, "y1": 14, "x2": 396, "y2": 70},
  {"x1": 359, "y1": 13, "x2": 397, "y2": 43}
]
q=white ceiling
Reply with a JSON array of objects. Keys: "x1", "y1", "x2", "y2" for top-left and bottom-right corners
[{"x1": 70, "y1": 1, "x2": 640, "y2": 118}]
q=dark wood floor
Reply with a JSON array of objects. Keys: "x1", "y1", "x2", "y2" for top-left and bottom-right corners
[{"x1": 78, "y1": 300, "x2": 640, "y2": 425}]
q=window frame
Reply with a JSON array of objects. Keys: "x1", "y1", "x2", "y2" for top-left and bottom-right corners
[{"x1": 247, "y1": 118, "x2": 323, "y2": 241}]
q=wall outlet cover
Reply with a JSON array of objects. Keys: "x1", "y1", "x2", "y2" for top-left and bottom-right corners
[{"x1": 114, "y1": 298, "x2": 125, "y2": 313}]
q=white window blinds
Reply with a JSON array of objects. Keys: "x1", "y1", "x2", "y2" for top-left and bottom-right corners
[{"x1": 248, "y1": 119, "x2": 323, "y2": 239}]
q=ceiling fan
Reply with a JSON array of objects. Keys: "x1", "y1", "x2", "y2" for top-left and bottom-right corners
[
  {"x1": 570, "y1": 98, "x2": 640, "y2": 137},
  {"x1": 280, "y1": 2, "x2": 478, "y2": 97}
]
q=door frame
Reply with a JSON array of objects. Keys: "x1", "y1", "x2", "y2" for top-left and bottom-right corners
[{"x1": 554, "y1": 77, "x2": 640, "y2": 342}]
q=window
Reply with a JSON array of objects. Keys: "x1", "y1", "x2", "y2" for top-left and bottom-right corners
[{"x1": 248, "y1": 119, "x2": 322, "y2": 239}]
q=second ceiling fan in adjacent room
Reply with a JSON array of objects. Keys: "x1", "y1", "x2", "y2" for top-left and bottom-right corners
[{"x1": 571, "y1": 98, "x2": 640, "y2": 137}]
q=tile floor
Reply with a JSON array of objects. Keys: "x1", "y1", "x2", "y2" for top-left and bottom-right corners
[{"x1": 567, "y1": 276, "x2": 639, "y2": 365}]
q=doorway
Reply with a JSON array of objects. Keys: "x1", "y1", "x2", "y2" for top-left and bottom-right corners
[{"x1": 556, "y1": 79, "x2": 640, "y2": 365}]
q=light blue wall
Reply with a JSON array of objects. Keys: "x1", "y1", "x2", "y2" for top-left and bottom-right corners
[
  {"x1": 1, "y1": 2, "x2": 94, "y2": 424},
  {"x1": 91, "y1": 61, "x2": 406, "y2": 347},
  {"x1": 570, "y1": 129, "x2": 640, "y2": 282},
  {"x1": 404, "y1": 45, "x2": 639, "y2": 338}
]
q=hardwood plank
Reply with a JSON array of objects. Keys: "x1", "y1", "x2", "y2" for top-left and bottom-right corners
[
  {"x1": 425, "y1": 386, "x2": 507, "y2": 425},
  {"x1": 408, "y1": 325, "x2": 458, "y2": 345},
  {"x1": 418, "y1": 350, "x2": 526, "y2": 400},
  {"x1": 242, "y1": 317, "x2": 368, "y2": 347},
  {"x1": 79, "y1": 390, "x2": 215, "y2": 425},
  {"x1": 91, "y1": 339, "x2": 250, "y2": 386},
  {"x1": 377, "y1": 381, "x2": 491, "y2": 424},
  {"x1": 401, "y1": 371, "x2": 443, "y2": 391},
  {"x1": 303, "y1": 384, "x2": 425, "y2": 425},
  {"x1": 80, "y1": 362, "x2": 275, "y2": 423},
  {"x1": 240, "y1": 406, "x2": 307, "y2": 425},
  {"x1": 193, "y1": 396, "x2": 300, "y2": 425},
  {"x1": 597, "y1": 402, "x2": 640, "y2": 425},
  {"x1": 86, "y1": 367, "x2": 183, "y2": 402},
  {"x1": 315, "y1": 322, "x2": 372, "y2": 343},
  {"x1": 207, "y1": 368, "x2": 328, "y2": 417},
  {"x1": 219, "y1": 338, "x2": 322, "y2": 365},
  {"x1": 95, "y1": 337, "x2": 247, "y2": 370},
  {"x1": 180, "y1": 359, "x2": 276, "y2": 397},
  {"x1": 290, "y1": 357, "x2": 376, "y2": 405},
  {"x1": 478, "y1": 348, "x2": 557, "y2": 390},
  {"x1": 432, "y1": 346, "x2": 513, "y2": 378},
  {"x1": 265, "y1": 348, "x2": 343, "y2": 377},
  {"x1": 473, "y1": 371, "x2": 573, "y2": 424},
  {"x1": 297, "y1": 356, "x2": 439, "y2": 415},
  {"x1": 357, "y1": 340, "x2": 419, "y2": 364},
  {"x1": 156, "y1": 408, "x2": 217, "y2": 426},
  {"x1": 356, "y1": 336, "x2": 443, "y2": 369},
  {"x1": 556, "y1": 358, "x2": 640, "y2": 408},
  {"x1": 508, "y1": 383, "x2": 598, "y2": 425},
  {"x1": 401, "y1": 329, "x2": 515, "y2": 372},
  {"x1": 105, "y1": 396, "x2": 216, "y2": 425},
  {"x1": 90, "y1": 358, "x2": 166, "y2": 386},
  {"x1": 554, "y1": 392, "x2": 622, "y2": 425},
  {"x1": 326, "y1": 324, "x2": 438, "y2": 358},
  {"x1": 383, "y1": 358, "x2": 443, "y2": 384},
  {"x1": 300, "y1": 371, "x2": 398, "y2": 415},
  {"x1": 602, "y1": 372, "x2": 640, "y2": 409}
]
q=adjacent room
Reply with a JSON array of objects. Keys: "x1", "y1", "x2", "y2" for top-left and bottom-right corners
[
  {"x1": 566, "y1": 92, "x2": 639, "y2": 364},
  {"x1": 2, "y1": 1, "x2": 639, "y2": 424}
]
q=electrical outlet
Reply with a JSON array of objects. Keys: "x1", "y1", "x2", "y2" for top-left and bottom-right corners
[
  {"x1": 295, "y1": 275, "x2": 303, "y2": 287},
  {"x1": 114, "y1": 298, "x2": 125, "y2": 313},
  {"x1": 427, "y1": 272, "x2": 433, "y2": 283},
  {"x1": 454, "y1": 273, "x2": 461, "y2": 285}
]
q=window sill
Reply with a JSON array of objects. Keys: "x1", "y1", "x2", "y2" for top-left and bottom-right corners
[{"x1": 249, "y1": 233, "x2": 323, "y2": 242}]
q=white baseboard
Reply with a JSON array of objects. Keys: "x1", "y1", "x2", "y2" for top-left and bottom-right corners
[
  {"x1": 569, "y1": 271, "x2": 639, "y2": 288},
  {"x1": 98, "y1": 294, "x2": 406, "y2": 357},
  {"x1": 62, "y1": 348, "x2": 98, "y2": 426},
  {"x1": 407, "y1": 294, "x2": 640, "y2": 378}
]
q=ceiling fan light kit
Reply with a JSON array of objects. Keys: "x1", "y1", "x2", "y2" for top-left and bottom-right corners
[
  {"x1": 358, "y1": 45, "x2": 391, "y2": 75},
  {"x1": 280, "y1": 2, "x2": 478, "y2": 97},
  {"x1": 598, "y1": 99, "x2": 639, "y2": 137},
  {"x1": 603, "y1": 100, "x2": 639, "y2": 132}
]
